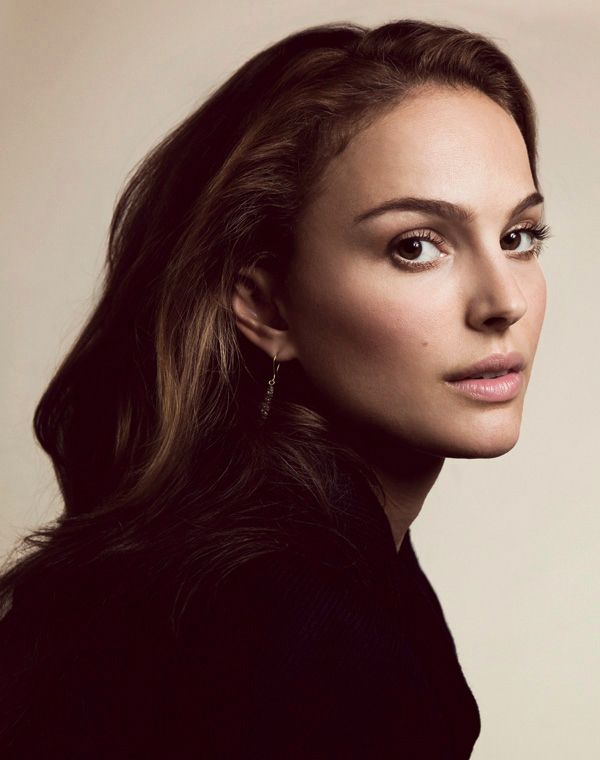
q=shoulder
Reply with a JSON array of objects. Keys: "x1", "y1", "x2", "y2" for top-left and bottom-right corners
[
  {"x1": 177, "y1": 547, "x2": 408, "y2": 694},
  {"x1": 180, "y1": 549, "x2": 367, "y2": 649},
  {"x1": 168, "y1": 550, "x2": 431, "y2": 759}
]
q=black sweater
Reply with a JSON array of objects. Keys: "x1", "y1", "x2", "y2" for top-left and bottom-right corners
[{"x1": 0, "y1": 469, "x2": 480, "y2": 758}]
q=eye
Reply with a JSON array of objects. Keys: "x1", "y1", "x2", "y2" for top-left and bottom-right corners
[
  {"x1": 501, "y1": 228, "x2": 536, "y2": 253},
  {"x1": 388, "y1": 230, "x2": 445, "y2": 269}
]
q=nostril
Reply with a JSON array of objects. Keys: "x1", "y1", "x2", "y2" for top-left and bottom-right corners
[{"x1": 482, "y1": 315, "x2": 511, "y2": 329}]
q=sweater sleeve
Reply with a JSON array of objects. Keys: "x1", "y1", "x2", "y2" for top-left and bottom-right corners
[{"x1": 166, "y1": 552, "x2": 436, "y2": 760}]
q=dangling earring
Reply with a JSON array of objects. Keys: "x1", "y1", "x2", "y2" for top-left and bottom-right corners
[{"x1": 259, "y1": 352, "x2": 280, "y2": 421}]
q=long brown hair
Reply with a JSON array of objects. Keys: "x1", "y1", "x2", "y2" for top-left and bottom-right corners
[{"x1": 1, "y1": 18, "x2": 539, "y2": 639}]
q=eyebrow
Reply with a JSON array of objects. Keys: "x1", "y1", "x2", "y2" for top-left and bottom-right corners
[{"x1": 352, "y1": 191, "x2": 544, "y2": 226}]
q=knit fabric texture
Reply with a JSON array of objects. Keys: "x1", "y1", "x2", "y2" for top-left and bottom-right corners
[{"x1": 0, "y1": 467, "x2": 480, "y2": 759}]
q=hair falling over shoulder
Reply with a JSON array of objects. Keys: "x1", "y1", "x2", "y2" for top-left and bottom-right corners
[{"x1": 0, "y1": 17, "x2": 538, "y2": 732}]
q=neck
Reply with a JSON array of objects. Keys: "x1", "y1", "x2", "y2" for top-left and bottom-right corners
[
  {"x1": 327, "y1": 415, "x2": 444, "y2": 551},
  {"x1": 368, "y1": 449, "x2": 444, "y2": 551}
]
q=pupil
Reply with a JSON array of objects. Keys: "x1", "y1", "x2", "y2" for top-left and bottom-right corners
[{"x1": 399, "y1": 238, "x2": 422, "y2": 259}]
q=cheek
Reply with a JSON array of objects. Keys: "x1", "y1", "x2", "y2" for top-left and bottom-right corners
[
  {"x1": 289, "y1": 266, "x2": 445, "y2": 395},
  {"x1": 525, "y1": 267, "x2": 547, "y2": 340}
]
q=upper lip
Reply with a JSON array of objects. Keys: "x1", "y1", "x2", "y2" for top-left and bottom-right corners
[{"x1": 445, "y1": 351, "x2": 525, "y2": 382}]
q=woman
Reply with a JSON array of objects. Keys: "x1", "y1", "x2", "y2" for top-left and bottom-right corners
[{"x1": 0, "y1": 18, "x2": 549, "y2": 759}]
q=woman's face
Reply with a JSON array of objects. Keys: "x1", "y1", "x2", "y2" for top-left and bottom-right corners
[{"x1": 278, "y1": 84, "x2": 547, "y2": 458}]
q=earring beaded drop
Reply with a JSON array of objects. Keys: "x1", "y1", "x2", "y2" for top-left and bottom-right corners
[{"x1": 259, "y1": 353, "x2": 280, "y2": 421}]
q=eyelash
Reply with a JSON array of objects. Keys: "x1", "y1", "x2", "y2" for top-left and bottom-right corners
[{"x1": 388, "y1": 223, "x2": 553, "y2": 271}]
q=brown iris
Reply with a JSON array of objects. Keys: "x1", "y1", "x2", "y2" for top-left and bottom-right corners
[
  {"x1": 502, "y1": 230, "x2": 530, "y2": 251},
  {"x1": 397, "y1": 238, "x2": 424, "y2": 260}
]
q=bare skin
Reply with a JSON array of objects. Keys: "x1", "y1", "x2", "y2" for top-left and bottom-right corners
[{"x1": 232, "y1": 84, "x2": 547, "y2": 551}]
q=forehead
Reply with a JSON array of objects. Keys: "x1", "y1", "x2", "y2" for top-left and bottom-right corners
[{"x1": 304, "y1": 85, "x2": 535, "y2": 227}]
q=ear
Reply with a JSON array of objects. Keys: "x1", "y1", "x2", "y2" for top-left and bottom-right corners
[{"x1": 231, "y1": 265, "x2": 298, "y2": 362}]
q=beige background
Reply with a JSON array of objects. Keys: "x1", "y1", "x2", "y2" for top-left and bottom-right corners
[{"x1": 1, "y1": 1, "x2": 599, "y2": 757}]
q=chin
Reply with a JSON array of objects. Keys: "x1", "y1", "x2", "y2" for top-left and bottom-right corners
[
  {"x1": 415, "y1": 415, "x2": 522, "y2": 459},
  {"x1": 459, "y1": 438, "x2": 519, "y2": 459},
  {"x1": 444, "y1": 428, "x2": 521, "y2": 459},
  {"x1": 446, "y1": 403, "x2": 525, "y2": 459}
]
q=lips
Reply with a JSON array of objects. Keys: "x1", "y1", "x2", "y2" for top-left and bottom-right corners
[{"x1": 445, "y1": 351, "x2": 525, "y2": 382}]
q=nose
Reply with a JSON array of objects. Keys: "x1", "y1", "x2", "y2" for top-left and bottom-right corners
[{"x1": 464, "y1": 248, "x2": 528, "y2": 332}]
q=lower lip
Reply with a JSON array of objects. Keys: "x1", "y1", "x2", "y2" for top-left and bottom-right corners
[{"x1": 445, "y1": 371, "x2": 524, "y2": 402}]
